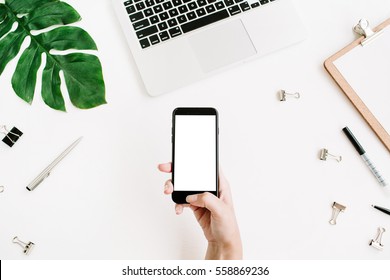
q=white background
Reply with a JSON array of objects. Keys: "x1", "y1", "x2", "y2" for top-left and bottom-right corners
[
  {"x1": 0, "y1": 0, "x2": 390, "y2": 260},
  {"x1": 174, "y1": 115, "x2": 217, "y2": 191}
]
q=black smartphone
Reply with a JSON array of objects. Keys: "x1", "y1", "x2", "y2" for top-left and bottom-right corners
[{"x1": 172, "y1": 107, "x2": 219, "y2": 204}]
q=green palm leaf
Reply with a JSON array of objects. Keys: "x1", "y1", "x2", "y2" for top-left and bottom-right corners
[{"x1": 0, "y1": 0, "x2": 106, "y2": 111}]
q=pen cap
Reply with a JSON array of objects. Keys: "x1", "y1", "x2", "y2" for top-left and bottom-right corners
[{"x1": 342, "y1": 126, "x2": 365, "y2": 155}]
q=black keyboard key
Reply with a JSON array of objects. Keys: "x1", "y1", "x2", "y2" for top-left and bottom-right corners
[
  {"x1": 139, "y1": 38, "x2": 150, "y2": 48},
  {"x1": 136, "y1": 2, "x2": 146, "y2": 10},
  {"x1": 159, "y1": 31, "x2": 170, "y2": 41},
  {"x1": 228, "y1": 5, "x2": 241, "y2": 15},
  {"x1": 183, "y1": 0, "x2": 191, "y2": 3},
  {"x1": 136, "y1": 25, "x2": 158, "y2": 38},
  {"x1": 124, "y1": 0, "x2": 133, "y2": 6},
  {"x1": 188, "y1": 2, "x2": 198, "y2": 10},
  {"x1": 144, "y1": 8, "x2": 154, "y2": 16},
  {"x1": 150, "y1": 15, "x2": 160, "y2": 24},
  {"x1": 178, "y1": 5, "x2": 189, "y2": 13},
  {"x1": 197, "y1": 0, "x2": 207, "y2": 6},
  {"x1": 224, "y1": 0, "x2": 234, "y2": 6},
  {"x1": 207, "y1": 0, "x2": 216, "y2": 3},
  {"x1": 126, "y1": 5, "x2": 136, "y2": 14},
  {"x1": 159, "y1": 11, "x2": 169, "y2": 20},
  {"x1": 135, "y1": 0, "x2": 143, "y2": 2},
  {"x1": 172, "y1": 0, "x2": 182, "y2": 6},
  {"x1": 215, "y1": 2, "x2": 225, "y2": 9},
  {"x1": 169, "y1": 8, "x2": 179, "y2": 17},
  {"x1": 153, "y1": 4, "x2": 163, "y2": 13},
  {"x1": 186, "y1": 11, "x2": 197, "y2": 20},
  {"x1": 240, "y1": 2, "x2": 250, "y2": 11},
  {"x1": 150, "y1": 34, "x2": 160, "y2": 45},
  {"x1": 169, "y1": 26, "x2": 182, "y2": 37},
  {"x1": 234, "y1": 0, "x2": 243, "y2": 3},
  {"x1": 177, "y1": 15, "x2": 187, "y2": 23},
  {"x1": 133, "y1": 18, "x2": 150, "y2": 30},
  {"x1": 196, "y1": 8, "x2": 206, "y2": 17},
  {"x1": 158, "y1": 21, "x2": 168, "y2": 30},
  {"x1": 260, "y1": 0, "x2": 269, "y2": 4},
  {"x1": 156, "y1": 0, "x2": 164, "y2": 3},
  {"x1": 182, "y1": 9, "x2": 229, "y2": 33},
  {"x1": 130, "y1": 11, "x2": 144, "y2": 22},
  {"x1": 205, "y1": 4, "x2": 216, "y2": 13},
  {"x1": 251, "y1": 2, "x2": 260, "y2": 8},
  {"x1": 168, "y1": 18, "x2": 178, "y2": 27},
  {"x1": 145, "y1": 0, "x2": 155, "y2": 7},
  {"x1": 163, "y1": 2, "x2": 173, "y2": 9}
]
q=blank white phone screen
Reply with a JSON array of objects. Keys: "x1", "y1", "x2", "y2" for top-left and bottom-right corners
[{"x1": 174, "y1": 115, "x2": 217, "y2": 191}]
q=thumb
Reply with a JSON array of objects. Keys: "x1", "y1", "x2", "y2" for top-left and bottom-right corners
[{"x1": 186, "y1": 192, "x2": 223, "y2": 217}]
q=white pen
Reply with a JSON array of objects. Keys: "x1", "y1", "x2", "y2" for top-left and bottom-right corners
[{"x1": 26, "y1": 137, "x2": 83, "y2": 191}]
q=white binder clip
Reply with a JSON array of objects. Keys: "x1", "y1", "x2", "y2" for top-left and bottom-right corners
[
  {"x1": 278, "y1": 90, "x2": 300, "y2": 101},
  {"x1": 319, "y1": 148, "x2": 342, "y2": 162},
  {"x1": 369, "y1": 227, "x2": 385, "y2": 250},
  {"x1": 353, "y1": 19, "x2": 383, "y2": 46},
  {"x1": 329, "y1": 202, "x2": 346, "y2": 225},
  {"x1": 13, "y1": 236, "x2": 35, "y2": 255}
]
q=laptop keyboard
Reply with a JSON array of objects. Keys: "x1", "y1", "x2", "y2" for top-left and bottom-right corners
[{"x1": 123, "y1": 0, "x2": 277, "y2": 49}]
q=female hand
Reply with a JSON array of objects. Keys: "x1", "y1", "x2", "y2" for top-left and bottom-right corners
[{"x1": 158, "y1": 162, "x2": 243, "y2": 260}]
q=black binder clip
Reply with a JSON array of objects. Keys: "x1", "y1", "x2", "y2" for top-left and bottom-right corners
[{"x1": 1, "y1": 125, "x2": 23, "y2": 147}]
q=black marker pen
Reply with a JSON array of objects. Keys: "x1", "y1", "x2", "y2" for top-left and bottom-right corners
[{"x1": 342, "y1": 126, "x2": 387, "y2": 187}]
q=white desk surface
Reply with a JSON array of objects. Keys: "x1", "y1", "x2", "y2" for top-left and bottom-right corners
[{"x1": 1, "y1": 0, "x2": 390, "y2": 260}]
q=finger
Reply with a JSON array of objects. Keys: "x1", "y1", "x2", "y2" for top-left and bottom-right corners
[
  {"x1": 164, "y1": 180, "x2": 173, "y2": 195},
  {"x1": 175, "y1": 204, "x2": 190, "y2": 215},
  {"x1": 186, "y1": 192, "x2": 224, "y2": 217},
  {"x1": 158, "y1": 162, "x2": 172, "y2": 173},
  {"x1": 175, "y1": 204, "x2": 184, "y2": 215},
  {"x1": 218, "y1": 169, "x2": 233, "y2": 204}
]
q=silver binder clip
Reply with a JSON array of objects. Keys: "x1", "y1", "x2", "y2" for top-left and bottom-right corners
[
  {"x1": 0, "y1": 185, "x2": 4, "y2": 193},
  {"x1": 13, "y1": 236, "x2": 35, "y2": 255},
  {"x1": 369, "y1": 227, "x2": 385, "y2": 250},
  {"x1": 319, "y1": 148, "x2": 342, "y2": 162},
  {"x1": 329, "y1": 202, "x2": 346, "y2": 225},
  {"x1": 278, "y1": 90, "x2": 300, "y2": 101},
  {"x1": 353, "y1": 18, "x2": 383, "y2": 46}
]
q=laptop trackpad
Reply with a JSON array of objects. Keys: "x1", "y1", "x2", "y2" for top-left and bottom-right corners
[{"x1": 189, "y1": 19, "x2": 257, "y2": 73}]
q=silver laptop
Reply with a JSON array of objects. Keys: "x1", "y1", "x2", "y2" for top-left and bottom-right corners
[{"x1": 112, "y1": 0, "x2": 306, "y2": 96}]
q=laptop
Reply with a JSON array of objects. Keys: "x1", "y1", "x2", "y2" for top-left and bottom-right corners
[{"x1": 112, "y1": 0, "x2": 306, "y2": 96}]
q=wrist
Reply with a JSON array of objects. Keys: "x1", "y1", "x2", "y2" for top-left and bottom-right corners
[{"x1": 206, "y1": 239, "x2": 243, "y2": 260}]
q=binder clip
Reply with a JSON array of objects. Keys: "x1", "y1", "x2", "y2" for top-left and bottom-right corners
[
  {"x1": 1, "y1": 125, "x2": 23, "y2": 147},
  {"x1": 0, "y1": 185, "x2": 4, "y2": 193},
  {"x1": 369, "y1": 227, "x2": 385, "y2": 250},
  {"x1": 353, "y1": 18, "x2": 384, "y2": 46},
  {"x1": 13, "y1": 236, "x2": 34, "y2": 255},
  {"x1": 278, "y1": 90, "x2": 300, "y2": 101},
  {"x1": 329, "y1": 202, "x2": 346, "y2": 225},
  {"x1": 319, "y1": 148, "x2": 342, "y2": 162}
]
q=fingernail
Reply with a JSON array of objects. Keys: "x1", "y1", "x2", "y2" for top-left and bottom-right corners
[
  {"x1": 164, "y1": 184, "x2": 169, "y2": 191},
  {"x1": 186, "y1": 195, "x2": 197, "y2": 203}
]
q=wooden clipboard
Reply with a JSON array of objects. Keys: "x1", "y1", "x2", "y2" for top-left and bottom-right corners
[{"x1": 324, "y1": 18, "x2": 390, "y2": 153}]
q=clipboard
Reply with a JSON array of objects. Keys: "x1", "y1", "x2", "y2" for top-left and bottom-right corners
[{"x1": 324, "y1": 18, "x2": 390, "y2": 153}]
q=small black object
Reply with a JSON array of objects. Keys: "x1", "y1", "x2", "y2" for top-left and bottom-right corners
[
  {"x1": 2, "y1": 127, "x2": 23, "y2": 147},
  {"x1": 342, "y1": 126, "x2": 366, "y2": 155}
]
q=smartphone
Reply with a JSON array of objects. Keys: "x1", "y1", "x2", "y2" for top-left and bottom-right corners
[{"x1": 172, "y1": 107, "x2": 219, "y2": 204}]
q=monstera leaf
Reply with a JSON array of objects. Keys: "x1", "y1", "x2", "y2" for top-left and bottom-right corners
[{"x1": 0, "y1": 0, "x2": 106, "y2": 111}]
